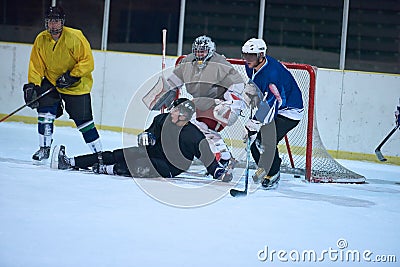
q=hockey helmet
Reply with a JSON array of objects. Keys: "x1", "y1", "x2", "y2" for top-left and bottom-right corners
[
  {"x1": 241, "y1": 38, "x2": 267, "y2": 62},
  {"x1": 45, "y1": 5, "x2": 65, "y2": 35},
  {"x1": 192, "y1": 35, "x2": 216, "y2": 69},
  {"x1": 171, "y1": 98, "x2": 195, "y2": 119}
]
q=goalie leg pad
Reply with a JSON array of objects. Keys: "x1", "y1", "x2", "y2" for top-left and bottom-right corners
[{"x1": 204, "y1": 133, "x2": 231, "y2": 161}]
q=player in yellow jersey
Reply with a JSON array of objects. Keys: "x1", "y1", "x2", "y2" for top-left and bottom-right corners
[{"x1": 22, "y1": 5, "x2": 102, "y2": 163}]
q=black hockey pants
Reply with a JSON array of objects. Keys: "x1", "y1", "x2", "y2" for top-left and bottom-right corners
[{"x1": 250, "y1": 115, "x2": 300, "y2": 176}]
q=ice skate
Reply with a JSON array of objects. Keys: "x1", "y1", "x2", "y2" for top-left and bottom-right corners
[
  {"x1": 260, "y1": 171, "x2": 280, "y2": 190},
  {"x1": 50, "y1": 145, "x2": 71, "y2": 170},
  {"x1": 32, "y1": 146, "x2": 51, "y2": 162},
  {"x1": 252, "y1": 167, "x2": 267, "y2": 184},
  {"x1": 252, "y1": 168, "x2": 280, "y2": 189}
]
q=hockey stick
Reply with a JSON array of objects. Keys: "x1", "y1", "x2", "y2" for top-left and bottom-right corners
[
  {"x1": 161, "y1": 29, "x2": 167, "y2": 72},
  {"x1": 161, "y1": 28, "x2": 168, "y2": 113},
  {"x1": 375, "y1": 124, "x2": 399, "y2": 161},
  {"x1": 230, "y1": 132, "x2": 252, "y2": 197},
  {"x1": 230, "y1": 109, "x2": 254, "y2": 197},
  {"x1": 0, "y1": 87, "x2": 54, "y2": 123}
]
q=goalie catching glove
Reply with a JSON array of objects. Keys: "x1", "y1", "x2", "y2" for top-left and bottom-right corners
[{"x1": 137, "y1": 132, "x2": 156, "y2": 146}]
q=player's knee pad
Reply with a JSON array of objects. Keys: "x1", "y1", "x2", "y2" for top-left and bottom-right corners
[
  {"x1": 210, "y1": 137, "x2": 231, "y2": 159},
  {"x1": 38, "y1": 112, "x2": 56, "y2": 135}
]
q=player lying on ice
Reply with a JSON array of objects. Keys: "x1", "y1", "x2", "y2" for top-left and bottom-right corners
[{"x1": 52, "y1": 98, "x2": 233, "y2": 182}]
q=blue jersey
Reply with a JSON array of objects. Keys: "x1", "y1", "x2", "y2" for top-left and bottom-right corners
[{"x1": 245, "y1": 56, "x2": 304, "y2": 124}]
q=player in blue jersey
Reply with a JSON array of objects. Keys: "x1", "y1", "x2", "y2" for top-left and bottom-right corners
[{"x1": 241, "y1": 38, "x2": 304, "y2": 189}]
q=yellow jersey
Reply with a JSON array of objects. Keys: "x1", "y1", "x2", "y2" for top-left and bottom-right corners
[{"x1": 28, "y1": 26, "x2": 94, "y2": 95}]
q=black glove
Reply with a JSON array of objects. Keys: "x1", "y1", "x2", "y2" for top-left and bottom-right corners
[
  {"x1": 56, "y1": 70, "x2": 80, "y2": 88},
  {"x1": 23, "y1": 83, "x2": 40, "y2": 109}
]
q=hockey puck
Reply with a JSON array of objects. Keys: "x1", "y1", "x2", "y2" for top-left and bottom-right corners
[{"x1": 294, "y1": 175, "x2": 301, "y2": 178}]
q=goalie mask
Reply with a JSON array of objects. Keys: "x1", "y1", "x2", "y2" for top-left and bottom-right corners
[
  {"x1": 241, "y1": 38, "x2": 267, "y2": 63},
  {"x1": 192, "y1": 35, "x2": 216, "y2": 69},
  {"x1": 45, "y1": 6, "x2": 65, "y2": 35}
]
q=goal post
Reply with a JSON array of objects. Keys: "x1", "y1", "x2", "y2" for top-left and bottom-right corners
[{"x1": 174, "y1": 56, "x2": 365, "y2": 183}]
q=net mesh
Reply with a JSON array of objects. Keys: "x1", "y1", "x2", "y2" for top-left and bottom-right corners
[{"x1": 175, "y1": 57, "x2": 365, "y2": 183}]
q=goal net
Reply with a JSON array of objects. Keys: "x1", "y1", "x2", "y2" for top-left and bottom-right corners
[{"x1": 175, "y1": 56, "x2": 365, "y2": 183}]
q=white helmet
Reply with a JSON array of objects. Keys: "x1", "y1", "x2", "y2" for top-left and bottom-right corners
[
  {"x1": 192, "y1": 35, "x2": 216, "y2": 68},
  {"x1": 242, "y1": 38, "x2": 267, "y2": 55}
]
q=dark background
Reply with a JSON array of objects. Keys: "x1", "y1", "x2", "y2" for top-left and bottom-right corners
[{"x1": 0, "y1": 0, "x2": 398, "y2": 73}]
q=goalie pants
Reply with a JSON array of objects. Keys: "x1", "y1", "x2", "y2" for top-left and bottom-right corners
[
  {"x1": 251, "y1": 115, "x2": 300, "y2": 176},
  {"x1": 74, "y1": 146, "x2": 179, "y2": 178}
]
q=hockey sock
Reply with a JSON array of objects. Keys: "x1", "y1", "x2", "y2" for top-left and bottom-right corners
[
  {"x1": 75, "y1": 119, "x2": 102, "y2": 153},
  {"x1": 69, "y1": 157, "x2": 76, "y2": 167},
  {"x1": 105, "y1": 165, "x2": 115, "y2": 175},
  {"x1": 38, "y1": 112, "x2": 56, "y2": 147}
]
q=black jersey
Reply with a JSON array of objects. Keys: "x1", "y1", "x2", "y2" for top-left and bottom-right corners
[{"x1": 146, "y1": 113, "x2": 218, "y2": 176}]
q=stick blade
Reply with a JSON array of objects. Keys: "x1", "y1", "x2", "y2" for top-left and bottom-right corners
[
  {"x1": 230, "y1": 189, "x2": 247, "y2": 197},
  {"x1": 375, "y1": 149, "x2": 387, "y2": 162}
]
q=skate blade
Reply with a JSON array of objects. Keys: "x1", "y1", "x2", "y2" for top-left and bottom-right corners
[
  {"x1": 252, "y1": 176, "x2": 261, "y2": 184},
  {"x1": 32, "y1": 159, "x2": 48, "y2": 166},
  {"x1": 260, "y1": 182, "x2": 279, "y2": 190}
]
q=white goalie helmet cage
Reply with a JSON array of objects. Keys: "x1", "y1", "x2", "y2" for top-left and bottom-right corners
[
  {"x1": 192, "y1": 35, "x2": 216, "y2": 68},
  {"x1": 242, "y1": 38, "x2": 267, "y2": 57}
]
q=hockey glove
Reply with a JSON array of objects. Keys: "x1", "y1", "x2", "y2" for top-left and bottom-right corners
[
  {"x1": 56, "y1": 70, "x2": 81, "y2": 88},
  {"x1": 137, "y1": 132, "x2": 156, "y2": 146},
  {"x1": 23, "y1": 83, "x2": 40, "y2": 109},
  {"x1": 396, "y1": 106, "x2": 400, "y2": 126},
  {"x1": 243, "y1": 82, "x2": 261, "y2": 108}
]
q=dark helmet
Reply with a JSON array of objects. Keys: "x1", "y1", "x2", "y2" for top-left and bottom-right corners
[
  {"x1": 45, "y1": 6, "x2": 65, "y2": 35},
  {"x1": 46, "y1": 6, "x2": 65, "y2": 20},
  {"x1": 171, "y1": 98, "x2": 195, "y2": 119}
]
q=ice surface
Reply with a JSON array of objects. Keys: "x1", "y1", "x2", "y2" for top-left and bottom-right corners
[{"x1": 1, "y1": 122, "x2": 399, "y2": 266}]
